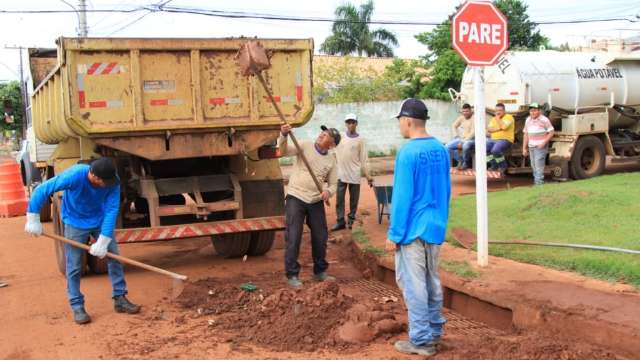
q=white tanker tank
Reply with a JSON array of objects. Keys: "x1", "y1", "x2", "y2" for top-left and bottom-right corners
[
  {"x1": 458, "y1": 51, "x2": 640, "y2": 129},
  {"x1": 454, "y1": 51, "x2": 640, "y2": 180}
]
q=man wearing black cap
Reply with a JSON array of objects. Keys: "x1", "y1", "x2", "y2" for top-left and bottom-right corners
[
  {"x1": 278, "y1": 124, "x2": 339, "y2": 288},
  {"x1": 25, "y1": 157, "x2": 140, "y2": 324},
  {"x1": 386, "y1": 99, "x2": 451, "y2": 357}
]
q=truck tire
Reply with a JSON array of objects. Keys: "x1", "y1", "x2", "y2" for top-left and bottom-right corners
[
  {"x1": 52, "y1": 198, "x2": 87, "y2": 276},
  {"x1": 88, "y1": 254, "x2": 108, "y2": 274},
  {"x1": 39, "y1": 196, "x2": 52, "y2": 222},
  {"x1": 211, "y1": 233, "x2": 251, "y2": 258},
  {"x1": 247, "y1": 231, "x2": 275, "y2": 256},
  {"x1": 570, "y1": 135, "x2": 606, "y2": 180},
  {"x1": 240, "y1": 178, "x2": 285, "y2": 256}
]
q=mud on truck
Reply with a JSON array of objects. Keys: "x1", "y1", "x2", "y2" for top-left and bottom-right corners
[
  {"x1": 454, "y1": 50, "x2": 640, "y2": 180},
  {"x1": 31, "y1": 37, "x2": 313, "y2": 274}
]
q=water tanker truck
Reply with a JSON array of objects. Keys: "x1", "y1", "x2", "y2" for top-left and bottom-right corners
[
  {"x1": 30, "y1": 37, "x2": 314, "y2": 274},
  {"x1": 454, "y1": 50, "x2": 640, "y2": 180}
]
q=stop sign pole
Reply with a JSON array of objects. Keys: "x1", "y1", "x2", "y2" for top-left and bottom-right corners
[{"x1": 451, "y1": 1, "x2": 508, "y2": 267}]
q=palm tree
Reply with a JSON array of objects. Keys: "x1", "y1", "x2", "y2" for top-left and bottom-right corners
[{"x1": 320, "y1": 1, "x2": 398, "y2": 57}]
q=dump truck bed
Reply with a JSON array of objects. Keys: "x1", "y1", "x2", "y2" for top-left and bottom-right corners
[{"x1": 32, "y1": 37, "x2": 314, "y2": 145}]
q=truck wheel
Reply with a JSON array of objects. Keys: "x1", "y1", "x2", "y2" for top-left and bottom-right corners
[
  {"x1": 39, "y1": 196, "x2": 52, "y2": 222},
  {"x1": 248, "y1": 231, "x2": 275, "y2": 256},
  {"x1": 87, "y1": 254, "x2": 108, "y2": 274},
  {"x1": 211, "y1": 233, "x2": 251, "y2": 258},
  {"x1": 570, "y1": 136, "x2": 606, "y2": 180},
  {"x1": 52, "y1": 198, "x2": 87, "y2": 276}
]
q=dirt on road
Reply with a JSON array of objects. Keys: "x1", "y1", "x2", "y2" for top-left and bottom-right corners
[{"x1": 1, "y1": 167, "x2": 635, "y2": 359}]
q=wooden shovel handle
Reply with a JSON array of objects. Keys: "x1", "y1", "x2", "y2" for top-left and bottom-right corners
[
  {"x1": 42, "y1": 232, "x2": 188, "y2": 281},
  {"x1": 252, "y1": 70, "x2": 329, "y2": 205}
]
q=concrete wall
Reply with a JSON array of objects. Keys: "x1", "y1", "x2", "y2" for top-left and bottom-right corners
[{"x1": 294, "y1": 100, "x2": 458, "y2": 154}]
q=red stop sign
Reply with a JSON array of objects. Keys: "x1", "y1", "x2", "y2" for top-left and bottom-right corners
[{"x1": 452, "y1": 1, "x2": 508, "y2": 66}]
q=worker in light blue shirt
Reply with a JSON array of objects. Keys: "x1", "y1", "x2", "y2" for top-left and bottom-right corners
[
  {"x1": 24, "y1": 157, "x2": 140, "y2": 324},
  {"x1": 387, "y1": 99, "x2": 451, "y2": 357}
]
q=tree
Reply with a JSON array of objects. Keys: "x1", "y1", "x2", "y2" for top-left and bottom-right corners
[
  {"x1": 412, "y1": 0, "x2": 548, "y2": 100},
  {"x1": 0, "y1": 81, "x2": 24, "y2": 135},
  {"x1": 320, "y1": 0, "x2": 398, "y2": 57}
]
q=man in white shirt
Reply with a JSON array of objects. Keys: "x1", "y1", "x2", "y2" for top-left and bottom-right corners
[{"x1": 331, "y1": 113, "x2": 373, "y2": 231}]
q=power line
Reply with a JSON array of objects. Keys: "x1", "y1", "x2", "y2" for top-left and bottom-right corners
[
  {"x1": 105, "y1": 0, "x2": 173, "y2": 35},
  {"x1": 1, "y1": 6, "x2": 638, "y2": 26}
]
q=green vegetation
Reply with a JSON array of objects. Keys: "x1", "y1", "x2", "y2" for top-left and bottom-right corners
[
  {"x1": 313, "y1": 57, "x2": 415, "y2": 103},
  {"x1": 440, "y1": 260, "x2": 480, "y2": 279},
  {"x1": 448, "y1": 173, "x2": 640, "y2": 287},
  {"x1": 320, "y1": 0, "x2": 398, "y2": 57},
  {"x1": 352, "y1": 227, "x2": 386, "y2": 257},
  {"x1": 1, "y1": 81, "x2": 24, "y2": 135}
]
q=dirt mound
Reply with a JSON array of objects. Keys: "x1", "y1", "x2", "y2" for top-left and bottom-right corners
[
  {"x1": 177, "y1": 276, "x2": 359, "y2": 352},
  {"x1": 176, "y1": 275, "x2": 405, "y2": 352}
]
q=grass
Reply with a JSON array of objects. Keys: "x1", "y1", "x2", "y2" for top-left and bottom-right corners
[
  {"x1": 440, "y1": 260, "x2": 480, "y2": 279},
  {"x1": 448, "y1": 172, "x2": 640, "y2": 287},
  {"x1": 352, "y1": 227, "x2": 386, "y2": 257}
]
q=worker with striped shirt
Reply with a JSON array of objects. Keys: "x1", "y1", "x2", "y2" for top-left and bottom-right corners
[{"x1": 522, "y1": 103, "x2": 555, "y2": 185}]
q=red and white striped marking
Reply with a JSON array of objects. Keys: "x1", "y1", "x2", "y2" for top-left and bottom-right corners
[
  {"x1": 115, "y1": 216, "x2": 285, "y2": 243},
  {"x1": 295, "y1": 71, "x2": 303, "y2": 102},
  {"x1": 208, "y1": 97, "x2": 242, "y2": 105},
  {"x1": 77, "y1": 63, "x2": 126, "y2": 76},
  {"x1": 150, "y1": 99, "x2": 184, "y2": 106},
  {"x1": 450, "y1": 168, "x2": 504, "y2": 179},
  {"x1": 77, "y1": 63, "x2": 125, "y2": 109},
  {"x1": 263, "y1": 95, "x2": 296, "y2": 104}
]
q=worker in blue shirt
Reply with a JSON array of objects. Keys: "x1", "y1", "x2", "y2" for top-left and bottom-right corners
[
  {"x1": 24, "y1": 157, "x2": 140, "y2": 324},
  {"x1": 387, "y1": 99, "x2": 451, "y2": 357}
]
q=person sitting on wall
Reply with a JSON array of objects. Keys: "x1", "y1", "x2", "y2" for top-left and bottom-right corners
[
  {"x1": 445, "y1": 103, "x2": 475, "y2": 170},
  {"x1": 486, "y1": 103, "x2": 515, "y2": 172}
]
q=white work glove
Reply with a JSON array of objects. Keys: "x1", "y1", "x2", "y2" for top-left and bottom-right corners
[
  {"x1": 89, "y1": 235, "x2": 112, "y2": 259},
  {"x1": 24, "y1": 213, "x2": 43, "y2": 237}
]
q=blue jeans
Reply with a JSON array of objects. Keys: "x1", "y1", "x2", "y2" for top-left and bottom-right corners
[
  {"x1": 445, "y1": 138, "x2": 475, "y2": 164},
  {"x1": 63, "y1": 224, "x2": 127, "y2": 310},
  {"x1": 486, "y1": 139, "x2": 512, "y2": 170},
  {"x1": 395, "y1": 239, "x2": 446, "y2": 346},
  {"x1": 529, "y1": 146, "x2": 548, "y2": 185}
]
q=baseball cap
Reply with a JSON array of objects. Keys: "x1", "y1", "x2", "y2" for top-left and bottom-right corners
[
  {"x1": 90, "y1": 157, "x2": 118, "y2": 187},
  {"x1": 320, "y1": 125, "x2": 341, "y2": 146},
  {"x1": 395, "y1": 98, "x2": 430, "y2": 120},
  {"x1": 344, "y1": 113, "x2": 358, "y2": 122},
  {"x1": 529, "y1": 102, "x2": 541, "y2": 110}
]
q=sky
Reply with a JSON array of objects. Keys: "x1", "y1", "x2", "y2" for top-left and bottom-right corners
[{"x1": 0, "y1": 0, "x2": 639, "y2": 85}]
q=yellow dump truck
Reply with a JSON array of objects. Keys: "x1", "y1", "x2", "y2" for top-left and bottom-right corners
[{"x1": 31, "y1": 37, "x2": 314, "y2": 274}]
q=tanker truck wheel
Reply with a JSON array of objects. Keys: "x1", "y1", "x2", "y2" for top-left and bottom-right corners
[
  {"x1": 247, "y1": 231, "x2": 275, "y2": 256},
  {"x1": 570, "y1": 136, "x2": 606, "y2": 180},
  {"x1": 52, "y1": 198, "x2": 88, "y2": 276},
  {"x1": 211, "y1": 233, "x2": 251, "y2": 258}
]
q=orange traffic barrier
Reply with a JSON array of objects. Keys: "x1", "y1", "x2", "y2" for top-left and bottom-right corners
[{"x1": 0, "y1": 160, "x2": 27, "y2": 217}]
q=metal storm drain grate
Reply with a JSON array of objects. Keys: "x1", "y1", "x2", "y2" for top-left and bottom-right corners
[{"x1": 347, "y1": 278, "x2": 503, "y2": 338}]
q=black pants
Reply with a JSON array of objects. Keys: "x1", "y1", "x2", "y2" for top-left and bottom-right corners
[
  {"x1": 284, "y1": 195, "x2": 329, "y2": 278},
  {"x1": 336, "y1": 180, "x2": 361, "y2": 225}
]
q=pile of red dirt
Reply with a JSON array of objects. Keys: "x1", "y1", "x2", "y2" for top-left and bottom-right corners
[{"x1": 176, "y1": 276, "x2": 405, "y2": 352}]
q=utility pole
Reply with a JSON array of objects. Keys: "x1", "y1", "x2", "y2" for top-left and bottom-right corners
[
  {"x1": 78, "y1": 0, "x2": 88, "y2": 37},
  {"x1": 4, "y1": 46, "x2": 28, "y2": 138}
]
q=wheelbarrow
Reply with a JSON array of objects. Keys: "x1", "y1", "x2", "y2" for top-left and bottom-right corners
[{"x1": 372, "y1": 183, "x2": 393, "y2": 224}]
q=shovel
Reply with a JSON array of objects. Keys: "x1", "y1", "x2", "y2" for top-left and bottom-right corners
[
  {"x1": 450, "y1": 228, "x2": 640, "y2": 255},
  {"x1": 42, "y1": 232, "x2": 188, "y2": 298},
  {"x1": 237, "y1": 40, "x2": 330, "y2": 206}
]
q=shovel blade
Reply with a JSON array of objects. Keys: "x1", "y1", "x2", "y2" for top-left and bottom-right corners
[{"x1": 237, "y1": 41, "x2": 271, "y2": 76}]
